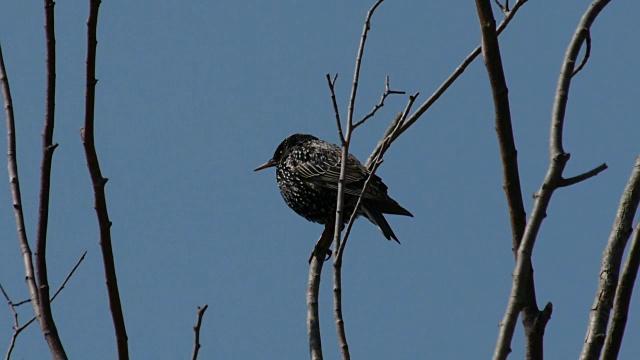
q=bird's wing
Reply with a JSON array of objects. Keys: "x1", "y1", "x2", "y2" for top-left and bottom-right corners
[{"x1": 295, "y1": 153, "x2": 376, "y2": 198}]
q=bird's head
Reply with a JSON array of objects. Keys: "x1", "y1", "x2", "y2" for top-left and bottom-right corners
[{"x1": 254, "y1": 133, "x2": 318, "y2": 172}]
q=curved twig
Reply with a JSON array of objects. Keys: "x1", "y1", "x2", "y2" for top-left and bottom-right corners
[{"x1": 572, "y1": 29, "x2": 591, "y2": 77}]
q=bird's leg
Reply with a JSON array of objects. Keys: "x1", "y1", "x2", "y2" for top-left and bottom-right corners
[{"x1": 308, "y1": 225, "x2": 334, "y2": 263}]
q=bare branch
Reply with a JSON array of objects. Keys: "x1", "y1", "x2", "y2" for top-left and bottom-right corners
[
  {"x1": 307, "y1": 227, "x2": 333, "y2": 360},
  {"x1": 551, "y1": 0, "x2": 610, "y2": 156},
  {"x1": 572, "y1": 29, "x2": 591, "y2": 77},
  {"x1": 0, "y1": 282, "x2": 21, "y2": 360},
  {"x1": 353, "y1": 76, "x2": 405, "y2": 129},
  {"x1": 474, "y1": 1, "x2": 550, "y2": 358},
  {"x1": 345, "y1": 0, "x2": 384, "y2": 135},
  {"x1": 2, "y1": 251, "x2": 86, "y2": 360},
  {"x1": 603, "y1": 216, "x2": 640, "y2": 359},
  {"x1": 581, "y1": 157, "x2": 640, "y2": 360},
  {"x1": 558, "y1": 162, "x2": 607, "y2": 187},
  {"x1": 80, "y1": 1, "x2": 129, "y2": 359},
  {"x1": 474, "y1": 0, "x2": 527, "y2": 255},
  {"x1": 394, "y1": 0, "x2": 529, "y2": 145},
  {"x1": 365, "y1": 94, "x2": 418, "y2": 168},
  {"x1": 326, "y1": 74, "x2": 345, "y2": 144},
  {"x1": 0, "y1": 36, "x2": 42, "y2": 340},
  {"x1": 332, "y1": 93, "x2": 415, "y2": 360},
  {"x1": 493, "y1": 1, "x2": 612, "y2": 359},
  {"x1": 191, "y1": 305, "x2": 209, "y2": 360}
]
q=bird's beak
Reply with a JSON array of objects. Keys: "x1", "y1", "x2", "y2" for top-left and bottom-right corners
[{"x1": 254, "y1": 159, "x2": 277, "y2": 172}]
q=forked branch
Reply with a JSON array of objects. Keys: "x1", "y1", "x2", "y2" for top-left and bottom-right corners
[{"x1": 493, "y1": 1, "x2": 612, "y2": 359}]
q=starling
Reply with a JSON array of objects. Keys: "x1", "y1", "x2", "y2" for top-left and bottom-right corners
[{"x1": 254, "y1": 133, "x2": 412, "y2": 242}]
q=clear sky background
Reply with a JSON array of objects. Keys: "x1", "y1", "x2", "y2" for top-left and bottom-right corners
[{"x1": 0, "y1": 1, "x2": 639, "y2": 359}]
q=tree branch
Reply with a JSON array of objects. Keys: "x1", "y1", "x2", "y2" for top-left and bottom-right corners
[
  {"x1": 191, "y1": 305, "x2": 209, "y2": 360},
  {"x1": 80, "y1": 1, "x2": 129, "y2": 359},
  {"x1": 581, "y1": 156, "x2": 640, "y2": 360},
  {"x1": 326, "y1": 3, "x2": 384, "y2": 359},
  {"x1": 602, "y1": 211, "x2": 640, "y2": 360},
  {"x1": 365, "y1": 0, "x2": 530, "y2": 162},
  {"x1": 2, "y1": 251, "x2": 86, "y2": 360},
  {"x1": 34, "y1": 1, "x2": 67, "y2": 358},
  {"x1": 353, "y1": 76, "x2": 405, "y2": 129},
  {"x1": 307, "y1": 227, "x2": 333, "y2": 360},
  {"x1": 0, "y1": 38, "x2": 43, "y2": 354},
  {"x1": 326, "y1": 74, "x2": 344, "y2": 144},
  {"x1": 493, "y1": 1, "x2": 611, "y2": 359},
  {"x1": 474, "y1": 1, "x2": 551, "y2": 359}
]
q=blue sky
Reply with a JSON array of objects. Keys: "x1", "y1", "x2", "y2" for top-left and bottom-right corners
[{"x1": 0, "y1": 1, "x2": 639, "y2": 359}]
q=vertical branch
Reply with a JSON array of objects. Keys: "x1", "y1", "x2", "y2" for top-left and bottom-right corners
[
  {"x1": 332, "y1": 0, "x2": 384, "y2": 254},
  {"x1": 191, "y1": 305, "x2": 209, "y2": 360},
  {"x1": 492, "y1": 1, "x2": 610, "y2": 359},
  {"x1": 329, "y1": 3, "x2": 383, "y2": 360},
  {"x1": 35, "y1": 1, "x2": 67, "y2": 358},
  {"x1": 474, "y1": 1, "x2": 549, "y2": 359},
  {"x1": 474, "y1": 0, "x2": 526, "y2": 255},
  {"x1": 308, "y1": 227, "x2": 332, "y2": 360},
  {"x1": 0, "y1": 42, "x2": 42, "y2": 360},
  {"x1": 581, "y1": 157, "x2": 640, "y2": 360},
  {"x1": 80, "y1": 1, "x2": 129, "y2": 359}
]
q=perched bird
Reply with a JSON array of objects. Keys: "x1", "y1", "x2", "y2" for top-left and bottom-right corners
[{"x1": 254, "y1": 133, "x2": 412, "y2": 242}]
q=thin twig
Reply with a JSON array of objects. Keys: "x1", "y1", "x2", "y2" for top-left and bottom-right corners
[
  {"x1": 326, "y1": 74, "x2": 344, "y2": 144},
  {"x1": 191, "y1": 305, "x2": 209, "y2": 360},
  {"x1": 581, "y1": 157, "x2": 640, "y2": 360},
  {"x1": 353, "y1": 76, "x2": 405, "y2": 129},
  {"x1": 2, "y1": 251, "x2": 87, "y2": 360},
  {"x1": 558, "y1": 162, "x2": 607, "y2": 187},
  {"x1": 572, "y1": 29, "x2": 591, "y2": 77},
  {"x1": 20, "y1": 251, "x2": 88, "y2": 330},
  {"x1": 80, "y1": 1, "x2": 129, "y2": 359},
  {"x1": 333, "y1": 93, "x2": 415, "y2": 360},
  {"x1": 0, "y1": 282, "x2": 21, "y2": 360},
  {"x1": 370, "y1": 0, "x2": 530, "y2": 159}
]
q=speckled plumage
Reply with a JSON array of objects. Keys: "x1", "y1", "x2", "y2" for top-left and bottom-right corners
[{"x1": 255, "y1": 133, "x2": 412, "y2": 242}]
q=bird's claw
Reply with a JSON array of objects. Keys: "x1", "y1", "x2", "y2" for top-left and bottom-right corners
[{"x1": 308, "y1": 247, "x2": 333, "y2": 263}]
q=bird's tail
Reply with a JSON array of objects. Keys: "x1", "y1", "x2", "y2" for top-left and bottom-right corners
[{"x1": 361, "y1": 203, "x2": 402, "y2": 243}]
